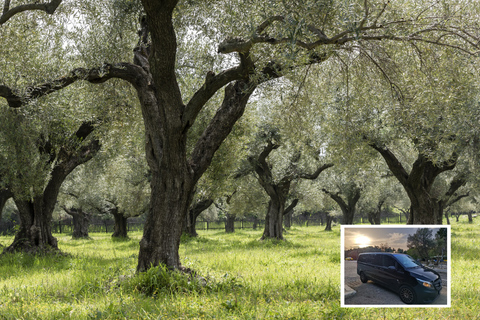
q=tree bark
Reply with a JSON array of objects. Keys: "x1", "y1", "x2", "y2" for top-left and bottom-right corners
[
  {"x1": 4, "y1": 123, "x2": 100, "y2": 253},
  {"x1": 62, "y1": 207, "x2": 90, "y2": 239},
  {"x1": 184, "y1": 198, "x2": 213, "y2": 237},
  {"x1": 111, "y1": 208, "x2": 128, "y2": 238},
  {"x1": 262, "y1": 199, "x2": 284, "y2": 239}
]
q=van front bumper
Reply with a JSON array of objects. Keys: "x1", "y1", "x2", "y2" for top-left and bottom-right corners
[{"x1": 414, "y1": 284, "x2": 442, "y2": 303}]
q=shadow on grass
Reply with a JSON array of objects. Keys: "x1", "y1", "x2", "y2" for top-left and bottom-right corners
[{"x1": 0, "y1": 248, "x2": 136, "y2": 282}]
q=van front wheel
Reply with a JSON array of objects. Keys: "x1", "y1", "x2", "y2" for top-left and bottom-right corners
[
  {"x1": 399, "y1": 285, "x2": 416, "y2": 304},
  {"x1": 359, "y1": 272, "x2": 368, "y2": 283}
]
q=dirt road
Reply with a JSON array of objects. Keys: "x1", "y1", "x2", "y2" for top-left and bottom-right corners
[{"x1": 343, "y1": 260, "x2": 448, "y2": 306}]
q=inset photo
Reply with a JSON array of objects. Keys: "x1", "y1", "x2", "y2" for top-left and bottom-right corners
[{"x1": 341, "y1": 225, "x2": 450, "y2": 307}]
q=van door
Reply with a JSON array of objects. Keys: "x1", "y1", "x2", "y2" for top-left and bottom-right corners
[
  {"x1": 366, "y1": 254, "x2": 383, "y2": 283},
  {"x1": 379, "y1": 255, "x2": 404, "y2": 290}
]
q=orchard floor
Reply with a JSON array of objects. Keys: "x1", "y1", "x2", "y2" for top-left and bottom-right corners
[{"x1": 0, "y1": 217, "x2": 478, "y2": 319}]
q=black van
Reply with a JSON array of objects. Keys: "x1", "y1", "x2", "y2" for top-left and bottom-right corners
[{"x1": 357, "y1": 252, "x2": 442, "y2": 304}]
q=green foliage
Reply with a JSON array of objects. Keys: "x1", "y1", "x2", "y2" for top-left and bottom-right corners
[
  {"x1": 129, "y1": 264, "x2": 204, "y2": 296},
  {"x1": 407, "y1": 228, "x2": 437, "y2": 260}
]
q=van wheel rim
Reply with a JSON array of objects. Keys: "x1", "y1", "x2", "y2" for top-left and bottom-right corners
[{"x1": 400, "y1": 287, "x2": 414, "y2": 303}]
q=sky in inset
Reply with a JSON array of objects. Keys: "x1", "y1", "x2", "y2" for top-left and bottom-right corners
[{"x1": 344, "y1": 227, "x2": 442, "y2": 251}]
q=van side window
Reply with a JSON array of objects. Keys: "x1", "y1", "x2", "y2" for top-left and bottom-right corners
[
  {"x1": 372, "y1": 254, "x2": 382, "y2": 265},
  {"x1": 383, "y1": 256, "x2": 396, "y2": 268}
]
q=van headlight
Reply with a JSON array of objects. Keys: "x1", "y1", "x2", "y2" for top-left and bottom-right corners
[{"x1": 416, "y1": 278, "x2": 433, "y2": 288}]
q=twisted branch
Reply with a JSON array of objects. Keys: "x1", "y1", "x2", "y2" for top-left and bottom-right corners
[{"x1": 1, "y1": 0, "x2": 62, "y2": 25}]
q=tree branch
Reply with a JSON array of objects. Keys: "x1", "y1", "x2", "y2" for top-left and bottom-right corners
[
  {"x1": 322, "y1": 188, "x2": 348, "y2": 212},
  {"x1": 43, "y1": 121, "x2": 101, "y2": 215},
  {"x1": 368, "y1": 141, "x2": 410, "y2": 187},
  {"x1": 189, "y1": 198, "x2": 213, "y2": 220},
  {"x1": 0, "y1": 0, "x2": 62, "y2": 25},
  {"x1": 298, "y1": 163, "x2": 334, "y2": 180},
  {"x1": 283, "y1": 198, "x2": 299, "y2": 216},
  {"x1": 1, "y1": 63, "x2": 147, "y2": 108},
  {"x1": 217, "y1": 12, "x2": 479, "y2": 56},
  {"x1": 189, "y1": 79, "x2": 256, "y2": 183},
  {"x1": 446, "y1": 192, "x2": 469, "y2": 208},
  {"x1": 182, "y1": 65, "x2": 246, "y2": 131}
]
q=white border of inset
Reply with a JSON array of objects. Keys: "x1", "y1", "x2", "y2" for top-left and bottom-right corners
[{"x1": 341, "y1": 224, "x2": 451, "y2": 308}]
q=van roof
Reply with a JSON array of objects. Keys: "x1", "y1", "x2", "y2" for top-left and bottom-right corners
[{"x1": 358, "y1": 252, "x2": 396, "y2": 255}]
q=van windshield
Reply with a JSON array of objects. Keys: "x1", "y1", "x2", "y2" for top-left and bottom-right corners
[{"x1": 393, "y1": 254, "x2": 421, "y2": 268}]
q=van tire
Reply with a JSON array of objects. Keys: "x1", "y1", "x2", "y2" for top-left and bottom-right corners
[
  {"x1": 359, "y1": 272, "x2": 368, "y2": 283},
  {"x1": 399, "y1": 285, "x2": 416, "y2": 304}
]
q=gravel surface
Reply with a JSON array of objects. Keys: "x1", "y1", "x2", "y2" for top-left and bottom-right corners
[{"x1": 343, "y1": 260, "x2": 448, "y2": 306}]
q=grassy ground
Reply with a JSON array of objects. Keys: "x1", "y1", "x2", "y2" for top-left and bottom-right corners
[{"x1": 0, "y1": 217, "x2": 478, "y2": 319}]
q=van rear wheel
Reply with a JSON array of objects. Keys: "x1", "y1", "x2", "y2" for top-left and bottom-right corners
[
  {"x1": 359, "y1": 272, "x2": 368, "y2": 283},
  {"x1": 399, "y1": 285, "x2": 416, "y2": 304}
]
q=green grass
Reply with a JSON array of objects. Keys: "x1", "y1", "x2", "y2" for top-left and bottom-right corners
[{"x1": 0, "y1": 217, "x2": 478, "y2": 319}]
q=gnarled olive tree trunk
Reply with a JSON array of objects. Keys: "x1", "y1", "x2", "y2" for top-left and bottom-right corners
[
  {"x1": 367, "y1": 199, "x2": 384, "y2": 225},
  {"x1": 322, "y1": 186, "x2": 361, "y2": 225},
  {"x1": 225, "y1": 213, "x2": 235, "y2": 233},
  {"x1": 251, "y1": 140, "x2": 333, "y2": 239},
  {"x1": 370, "y1": 143, "x2": 460, "y2": 224},
  {"x1": 324, "y1": 212, "x2": 333, "y2": 231},
  {"x1": 111, "y1": 207, "x2": 128, "y2": 238},
  {"x1": 62, "y1": 207, "x2": 90, "y2": 239},
  {"x1": 4, "y1": 123, "x2": 99, "y2": 253},
  {"x1": 184, "y1": 198, "x2": 213, "y2": 237}
]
